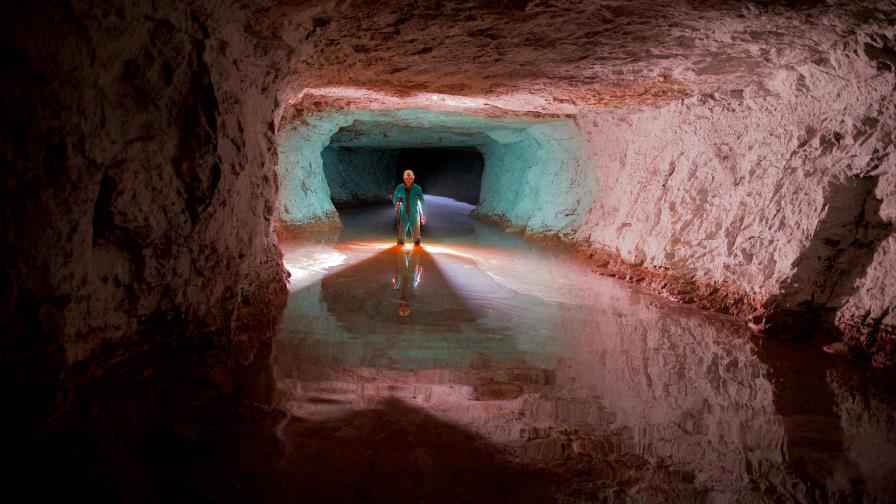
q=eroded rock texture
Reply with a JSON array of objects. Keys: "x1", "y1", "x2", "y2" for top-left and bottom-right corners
[
  {"x1": 1, "y1": 1, "x2": 294, "y2": 434},
  {"x1": 572, "y1": 26, "x2": 896, "y2": 359},
  {"x1": 323, "y1": 147, "x2": 398, "y2": 207}
]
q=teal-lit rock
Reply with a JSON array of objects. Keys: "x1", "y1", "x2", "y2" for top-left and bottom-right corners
[{"x1": 277, "y1": 108, "x2": 594, "y2": 235}]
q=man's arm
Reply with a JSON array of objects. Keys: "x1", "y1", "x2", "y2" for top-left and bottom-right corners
[{"x1": 392, "y1": 186, "x2": 401, "y2": 208}]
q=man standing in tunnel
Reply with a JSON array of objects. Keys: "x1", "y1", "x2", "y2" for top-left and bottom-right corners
[{"x1": 393, "y1": 169, "x2": 427, "y2": 246}]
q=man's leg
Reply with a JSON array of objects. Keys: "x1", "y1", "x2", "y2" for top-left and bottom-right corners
[{"x1": 411, "y1": 215, "x2": 421, "y2": 245}]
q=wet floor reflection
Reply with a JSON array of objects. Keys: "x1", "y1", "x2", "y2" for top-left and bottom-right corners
[
  {"x1": 320, "y1": 245, "x2": 479, "y2": 331},
  {"x1": 394, "y1": 246, "x2": 422, "y2": 317},
  {"x1": 271, "y1": 196, "x2": 896, "y2": 502}
]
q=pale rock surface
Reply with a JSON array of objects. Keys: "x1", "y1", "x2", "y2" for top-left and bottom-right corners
[
  {"x1": 277, "y1": 118, "x2": 344, "y2": 227},
  {"x1": 275, "y1": 107, "x2": 590, "y2": 232},
  {"x1": 575, "y1": 46, "x2": 895, "y2": 356}
]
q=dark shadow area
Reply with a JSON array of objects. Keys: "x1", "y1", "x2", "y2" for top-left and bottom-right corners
[
  {"x1": 322, "y1": 146, "x2": 484, "y2": 209},
  {"x1": 764, "y1": 175, "x2": 893, "y2": 340},
  {"x1": 752, "y1": 336, "x2": 851, "y2": 500},
  {"x1": 0, "y1": 327, "x2": 266, "y2": 501},
  {"x1": 322, "y1": 146, "x2": 397, "y2": 208},
  {"x1": 396, "y1": 148, "x2": 484, "y2": 204},
  {"x1": 754, "y1": 333, "x2": 896, "y2": 501},
  {"x1": 1, "y1": 338, "x2": 562, "y2": 503},
  {"x1": 268, "y1": 396, "x2": 559, "y2": 503},
  {"x1": 0, "y1": 287, "x2": 65, "y2": 454}
]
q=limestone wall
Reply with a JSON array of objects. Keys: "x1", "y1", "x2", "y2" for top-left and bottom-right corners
[
  {"x1": 478, "y1": 122, "x2": 594, "y2": 237},
  {"x1": 277, "y1": 119, "x2": 345, "y2": 226},
  {"x1": 323, "y1": 147, "x2": 397, "y2": 206},
  {"x1": 576, "y1": 56, "x2": 895, "y2": 361},
  {"x1": 0, "y1": 0, "x2": 293, "y2": 423}
]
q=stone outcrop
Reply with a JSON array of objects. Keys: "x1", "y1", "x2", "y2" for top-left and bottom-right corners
[
  {"x1": 322, "y1": 147, "x2": 398, "y2": 207},
  {"x1": 1, "y1": 1, "x2": 295, "y2": 433},
  {"x1": 574, "y1": 55, "x2": 895, "y2": 359}
]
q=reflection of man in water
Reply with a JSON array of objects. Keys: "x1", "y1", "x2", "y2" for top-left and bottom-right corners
[
  {"x1": 393, "y1": 169, "x2": 427, "y2": 246},
  {"x1": 393, "y1": 247, "x2": 423, "y2": 316}
]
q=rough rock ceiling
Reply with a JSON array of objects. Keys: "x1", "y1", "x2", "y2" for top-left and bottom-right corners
[
  {"x1": 330, "y1": 122, "x2": 498, "y2": 147},
  {"x1": 273, "y1": 0, "x2": 894, "y2": 113},
  {"x1": 325, "y1": 111, "x2": 560, "y2": 148}
]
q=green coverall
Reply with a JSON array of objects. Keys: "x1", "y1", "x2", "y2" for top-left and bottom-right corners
[{"x1": 392, "y1": 183, "x2": 426, "y2": 244}]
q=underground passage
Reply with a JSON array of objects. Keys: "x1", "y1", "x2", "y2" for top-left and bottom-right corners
[
  {"x1": 3, "y1": 1, "x2": 896, "y2": 502},
  {"x1": 324, "y1": 146, "x2": 485, "y2": 207}
]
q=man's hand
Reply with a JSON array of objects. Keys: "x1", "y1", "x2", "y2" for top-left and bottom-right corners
[
  {"x1": 421, "y1": 215, "x2": 427, "y2": 225},
  {"x1": 395, "y1": 202, "x2": 401, "y2": 210}
]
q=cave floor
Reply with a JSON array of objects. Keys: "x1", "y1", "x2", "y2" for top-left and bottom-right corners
[{"x1": 260, "y1": 197, "x2": 896, "y2": 502}]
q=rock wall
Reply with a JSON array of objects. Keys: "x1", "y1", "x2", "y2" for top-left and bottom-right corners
[
  {"x1": 1, "y1": 0, "x2": 294, "y2": 433},
  {"x1": 322, "y1": 147, "x2": 397, "y2": 207},
  {"x1": 477, "y1": 121, "x2": 594, "y2": 237},
  {"x1": 576, "y1": 61, "x2": 895, "y2": 360},
  {"x1": 274, "y1": 108, "x2": 578, "y2": 228},
  {"x1": 277, "y1": 119, "x2": 344, "y2": 227},
  {"x1": 836, "y1": 238, "x2": 896, "y2": 366}
]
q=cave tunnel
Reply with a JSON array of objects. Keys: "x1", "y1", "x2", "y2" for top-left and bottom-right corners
[
  {"x1": 324, "y1": 146, "x2": 485, "y2": 207},
  {"x1": 276, "y1": 109, "x2": 592, "y2": 238},
  {"x1": 320, "y1": 114, "x2": 495, "y2": 208},
  {"x1": 4, "y1": 1, "x2": 896, "y2": 501}
]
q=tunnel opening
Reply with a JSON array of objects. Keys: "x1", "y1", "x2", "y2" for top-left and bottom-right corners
[
  {"x1": 395, "y1": 148, "x2": 484, "y2": 206},
  {"x1": 276, "y1": 108, "x2": 594, "y2": 239},
  {"x1": 322, "y1": 146, "x2": 485, "y2": 209}
]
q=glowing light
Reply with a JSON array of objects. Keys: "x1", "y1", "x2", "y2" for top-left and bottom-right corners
[
  {"x1": 344, "y1": 241, "x2": 396, "y2": 251},
  {"x1": 421, "y1": 245, "x2": 477, "y2": 260},
  {"x1": 340, "y1": 241, "x2": 406, "y2": 252},
  {"x1": 284, "y1": 250, "x2": 347, "y2": 291}
]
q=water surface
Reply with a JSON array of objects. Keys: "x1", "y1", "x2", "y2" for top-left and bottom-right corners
[{"x1": 270, "y1": 196, "x2": 896, "y2": 502}]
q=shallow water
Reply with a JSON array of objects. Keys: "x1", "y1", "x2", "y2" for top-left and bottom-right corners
[{"x1": 270, "y1": 196, "x2": 896, "y2": 502}]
